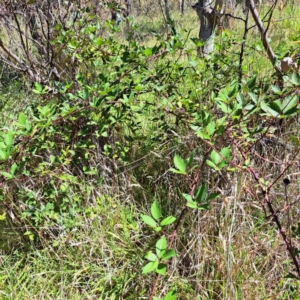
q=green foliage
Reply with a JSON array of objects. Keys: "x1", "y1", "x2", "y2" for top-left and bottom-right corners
[{"x1": 1, "y1": 3, "x2": 300, "y2": 299}]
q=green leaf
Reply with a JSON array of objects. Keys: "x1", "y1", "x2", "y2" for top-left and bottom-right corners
[
  {"x1": 221, "y1": 147, "x2": 231, "y2": 158},
  {"x1": 1, "y1": 172, "x2": 14, "y2": 179},
  {"x1": 145, "y1": 251, "x2": 157, "y2": 262},
  {"x1": 205, "y1": 159, "x2": 220, "y2": 170},
  {"x1": 169, "y1": 168, "x2": 186, "y2": 174},
  {"x1": 151, "y1": 200, "x2": 161, "y2": 220},
  {"x1": 164, "y1": 290, "x2": 176, "y2": 300},
  {"x1": 161, "y1": 249, "x2": 176, "y2": 261},
  {"x1": 182, "y1": 193, "x2": 193, "y2": 202},
  {"x1": 269, "y1": 100, "x2": 282, "y2": 113},
  {"x1": 260, "y1": 101, "x2": 280, "y2": 117},
  {"x1": 206, "y1": 122, "x2": 215, "y2": 136},
  {"x1": 210, "y1": 150, "x2": 221, "y2": 165},
  {"x1": 156, "y1": 236, "x2": 167, "y2": 257},
  {"x1": 216, "y1": 100, "x2": 230, "y2": 113},
  {"x1": 290, "y1": 72, "x2": 300, "y2": 85},
  {"x1": 271, "y1": 85, "x2": 282, "y2": 94},
  {"x1": 282, "y1": 94, "x2": 298, "y2": 114},
  {"x1": 247, "y1": 75, "x2": 256, "y2": 89},
  {"x1": 197, "y1": 204, "x2": 210, "y2": 210},
  {"x1": 196, "y1": 131, "x2": 211, "y2": 140},
  {"x1": 173, "y1": 154, "x2": 186, "y2": 173},
  {"x1": 18, "y1": 113, "x2": 27, "y2": 125},
  {"x1": 160, "y1": 216, "x2": 176, "y2": 226},
  {"x1": 142, "y1": 260, "x2": 158, "y2": 274},
  {"x1": 206, "y1": 192, "x2": 219, "y2": 201},
  {"x1": 186, "y1": 151, "x2": 194, "y2": 167},
  {"x1": 195, "y1": 184, "x2": 207, "y2": 203},
  {"x1": 154, "y1": 226, "x2": 162, "y2": 232},
  {"x1": 0, "y1": 149, "x2": 6, "y2": 160},
  {"x1": 10, "y1": 163, "x2": 17, "y2": 176},
  {"x1": 156, "y1": 263, "x2": 167, "y2": 275},
  {"x1": 4, "y1": 132, "x2": 13, "y2": 149},
  {"x1": 33, "y1": 82, "x2": 43, "y2": 92},
  {"x1": 187, "y1": 201, "x2": 197, "y2": 209},
  {"x1": 144, "y1": 48, "x2": 152, "y2": 56},
  {"x1": 140, "y1": 214, "x2": 157, "y2": 227}
]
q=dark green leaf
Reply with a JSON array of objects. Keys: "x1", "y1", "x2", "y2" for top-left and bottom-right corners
[
  {"x1": 156, "y1": 263, "x2": 167, "y2": 275},
  {"x1": 195, "y1": 184, "x2": 207, "y2": 203},
  {"x1": 206, "y1": 192, "x2": 219, "y2": 201},
  {"x1": 164, "y1": 290, "x2": 176, "y2": 300},
  {"x1": 161, "y1": 249, "x2": 176, "y2": 261}
]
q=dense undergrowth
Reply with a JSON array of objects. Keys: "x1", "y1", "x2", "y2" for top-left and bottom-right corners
[{"x1": 1, "y1": 1, "x2": 300, "y2": 299}]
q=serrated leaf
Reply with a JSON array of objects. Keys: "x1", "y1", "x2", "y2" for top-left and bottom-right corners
[
  {"x1": 151, "y1": 200, "x2": 161, "y2": 220},
  {"x1": 195, "y1": 184, "x2": 207, "y2": 203},
  {"x1": 140, "y1": 214, "x2": 157, "y2": 227},
  {"x1": 221, "y1": 146, "x2": 231, "y2": 158},
  {"x1": 205, "y1": 159, "x2": 220, "y2": 170},
  {"x1": 216, "y1": 100, "x2": 230, "y2": 113},
  {"x1": 269, "y1": 100, "x2": 282, "y2": 113},
  {"x1": 10, "y1": 163, "x2": 17, "y2": 175},
  {"x1": 196, "y1": 131, "x2": 211, "y2": 140},
  {"x1": 282, "y1": 94, "x2": 298, "y2": 114},
  {"x1": 206, "y1": 122, "x2": 215, "y2": 136},
  {"x1": 156, "y1": 263, "x2": 167, "y2": 275},
  {"x1": 161, "y1": 249, "x2": 176, "y2": 261},
  {"x1": 283, "y1": 107, "x2": 299, "y2": 117},
  {"x1": 186, "y1": 151, "x2": 194, "y2": 166},
  {"x1": 156, "y1": 236, "x2": 167, "y2": 256},
  {"x1": 260, "y1": 101, "x2": 281, "y2": 117},
  {"x1": 210, "y1": 150, "x2": 221, "y2": 165},
  {"x1": 173, "y1": 154, "x2": 186, "y2": 173},
  {"x1": 142, "y1": 261, "x2": 158, "y2": 274},
  {"x1": 145, "y1": 251, "x2": 157, "y2": 261},
  {"x1": 160, "y1": 216, "x2": 176, "y2": 226}
]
